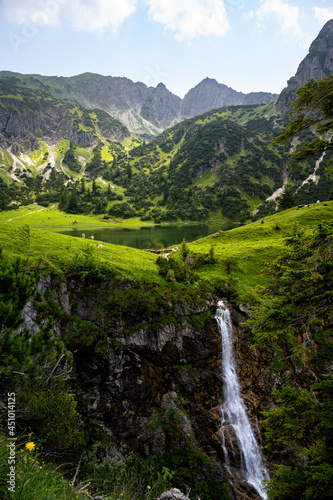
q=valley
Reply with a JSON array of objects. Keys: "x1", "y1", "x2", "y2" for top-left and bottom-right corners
[{"x1": 0, "y1": 17, "x2": 333, "y2": 500}]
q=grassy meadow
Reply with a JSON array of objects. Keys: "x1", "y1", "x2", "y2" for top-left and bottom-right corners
[
  {"x1": 189, "y1": 200, "x2": 333, "y2": 295},
  {"x1": 0, "y1": 203, "x2": 153, "y2": 228},
  {"x1": 1, "y1": 200, "x2": 332, "y2": 302}
]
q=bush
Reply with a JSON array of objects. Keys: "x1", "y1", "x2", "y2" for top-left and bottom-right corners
[{"x1": 18, "y1": 386, "x2": 87, "y2": 454}]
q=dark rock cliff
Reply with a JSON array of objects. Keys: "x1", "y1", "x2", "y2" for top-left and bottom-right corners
[{"x1": 20, "y1": 275, "x2": 275, "y2": 499}]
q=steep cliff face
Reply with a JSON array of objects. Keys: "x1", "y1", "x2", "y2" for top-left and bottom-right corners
[
  {"x1": 140, "y1": 83, "x2": 181, "y2": 125},
  {"x1": 277, "y1": 19, "x2": 333, "y2": 113},
  {"x1": 20, "y1": 275, "x2": 274, "y2": 499}
]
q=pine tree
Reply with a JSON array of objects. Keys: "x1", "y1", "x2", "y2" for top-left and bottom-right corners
[
  {"x1": 67, "y1": 189, "x2": 78, "y2": 213},
  {"x1": 251, "y1": 223, "x2": 333, "y2": 499},
  {"x1": 278, "y1": 183, "x2": 295, "y2": 210}
]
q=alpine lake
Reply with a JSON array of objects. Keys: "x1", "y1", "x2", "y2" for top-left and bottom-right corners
[{"x1": 48, "y1": 222, "x2": 239, "y2": 250}]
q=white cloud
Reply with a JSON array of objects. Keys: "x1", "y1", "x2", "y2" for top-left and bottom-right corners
[
  {"x1": 257, "y1": 0, "x2": 310, "y2": 44},
  {"x1": 0, "y1": 0, "x2": 137, "y2": 31},
  {"x1": 243, "y1": 10, "x2": 254, "y2": 20},
  {"x1": 314, "y1": 7, "x2": 333, "y2": 25},
  {"x1": 145, "y1": 0, "x2": 229, "y2": 41}
]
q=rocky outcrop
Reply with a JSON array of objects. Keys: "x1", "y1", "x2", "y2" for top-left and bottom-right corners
[
  {"x1": 0, "y1": 108, "x2": 97, "y2": 152},
  {"x1": 277, "y1": 19, "x2": 333, "y2": 113}
]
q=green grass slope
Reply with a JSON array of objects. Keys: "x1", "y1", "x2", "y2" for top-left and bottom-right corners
[
  {"x1": 1, "y1": 201, "x2": 332, "y2": 302},
  {"x1": 188, "y1": 200, "x2": 333, "y2": 298}
]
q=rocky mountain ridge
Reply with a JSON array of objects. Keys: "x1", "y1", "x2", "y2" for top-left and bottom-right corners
[
  {"x1": 0, "y1": 76, "x2": 130, "y2": 153},
  {"x1": 0, "y1": 70, "x2": 277, "y2": 135}
]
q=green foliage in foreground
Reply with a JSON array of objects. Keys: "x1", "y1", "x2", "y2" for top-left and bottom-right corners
[
  {"x1": 263, "y1": 378, "x2": 333, "y2": 500},
  {"x1": 252, "y1": 222, "x2": 333, "y2": 370},
  {"x1": 250, "y1": 222, "x2": 333, "y2": 499},
  {"x1": 0, "y1": 436, "x2": 174, "y2": 500},
  {"x1": 0, "y1": 251, "x2": 87, "y2": 456},
  {"x1": 271, "y1": 75, "x2": 333, "y2": 163},
  {"x1": 0, "y1": 436, "x2": 89, "y2": 500}
]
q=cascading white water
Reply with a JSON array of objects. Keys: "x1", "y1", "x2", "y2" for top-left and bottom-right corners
[{"x1": 215, "y1": 302, "x2": 269, "y2": 499}]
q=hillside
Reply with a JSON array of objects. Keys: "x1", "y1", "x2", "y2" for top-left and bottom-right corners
[
  {"x1": 1, "y1": 97, "x2": 332, "y2": 223},
  {"x1": 0, "y1": 201, "x2": 332, "y2": 499},
  {"x1": 100, "y1": 102, "x2": 333, "y2": 222}
]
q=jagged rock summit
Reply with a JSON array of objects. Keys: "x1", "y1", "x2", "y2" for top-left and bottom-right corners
[
  {"x1": 277, "y1": 19, "x2": 333, "y2": 112},
  {"x1": 181, "y1": 77, "x2": 277, "y2": 118}
]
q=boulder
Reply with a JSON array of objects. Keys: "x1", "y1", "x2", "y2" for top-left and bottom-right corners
[{"x1": 158, "y1": 488, "x2": 190, "y2": 500}]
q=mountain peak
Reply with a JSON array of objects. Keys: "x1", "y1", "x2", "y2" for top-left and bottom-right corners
[
  {"x1": 201, "y1": 77, "x2": 219, "y2": 84},
  {"x1": 277, "y1": 19, "x2": 333, "y2": 112},
  {"x1": 181, "y1": 78, "x2": 277, "y2": 119},
  {"x1": 318, "y1": 18, "x2": 333, "y2": 34}
]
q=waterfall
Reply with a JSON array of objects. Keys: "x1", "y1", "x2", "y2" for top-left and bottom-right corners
[{"x1": 215, "y1": 302, "x2": 269, "y2": 499}]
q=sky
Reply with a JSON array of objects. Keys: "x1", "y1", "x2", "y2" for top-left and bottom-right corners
[{"x1": 0, "y1": 0, "x2": 332, "y2": 98}]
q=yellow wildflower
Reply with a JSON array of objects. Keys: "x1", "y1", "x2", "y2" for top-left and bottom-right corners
[
  {"x1": 147, "y1": 485, "x2": 151, "y2": 490},
  {"x1": 25, "y1": 442, "x2": 35, "y2": 451}
]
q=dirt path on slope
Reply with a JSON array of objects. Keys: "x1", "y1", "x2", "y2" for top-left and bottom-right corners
[{"x1": 4, "y1": 204, "x2": 55, "y2": 223}]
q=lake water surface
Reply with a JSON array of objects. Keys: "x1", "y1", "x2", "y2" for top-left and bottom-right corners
[{"x1": 50, "y1": 222, "x2": 237, "y2": 250}]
